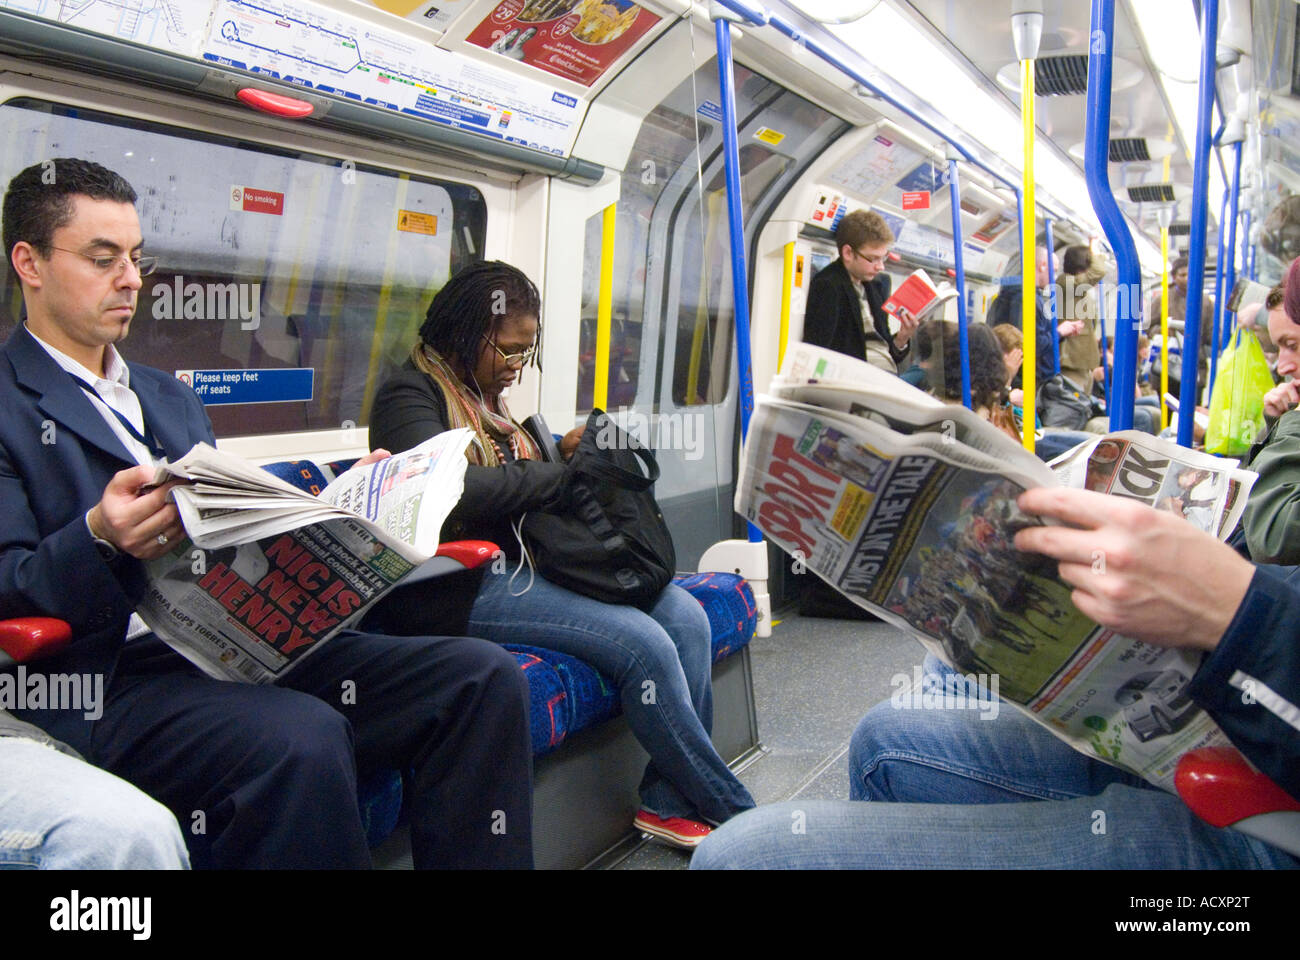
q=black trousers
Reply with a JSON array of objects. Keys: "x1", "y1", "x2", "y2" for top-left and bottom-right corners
[{"x1": 87, "y1": 632, "x2": 533, "y2": 869}]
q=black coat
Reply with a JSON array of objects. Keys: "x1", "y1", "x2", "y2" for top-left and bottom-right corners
[
  {"x1": 989, "y1": 284, "x2": 1055, "y2": 387},
  {"x1": 802, "y1": 258, "x2": 908, "y2": 367},
  {"x1": 368, "y1": 359, "x2": 570, "y2": 559}
]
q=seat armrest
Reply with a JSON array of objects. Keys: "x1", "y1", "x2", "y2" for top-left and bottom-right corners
[
  {"x1": 1175, "y1": 746, "x2": 1300, "y2": 828},
  {"x1": 433, "y1": 540, "x2": 497, "y2": 571},
  {"x1": 0, "y1": 618, "x2": 73, "y2": 665}
]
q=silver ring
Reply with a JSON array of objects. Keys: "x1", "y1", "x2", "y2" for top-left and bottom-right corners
[{"x1": 157, "y1": 533, "x2": 169, "y2": 546}]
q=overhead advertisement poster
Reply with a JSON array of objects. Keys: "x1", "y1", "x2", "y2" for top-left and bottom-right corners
[{"x1": 466, "y1": 0, "x2": 660, "y2": 87}]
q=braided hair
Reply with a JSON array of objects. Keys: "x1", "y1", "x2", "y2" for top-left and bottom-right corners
[{"x1": 418, "y1": 260, "x2": 542, "y2": 370}]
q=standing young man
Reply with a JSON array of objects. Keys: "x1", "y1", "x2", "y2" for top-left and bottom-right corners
[
  {"x1": 0, "y1": 158, "x2": 534, "y2": 868},
  {"x1": 802, "y1": 209, "x2": 919, "y2": 373}
]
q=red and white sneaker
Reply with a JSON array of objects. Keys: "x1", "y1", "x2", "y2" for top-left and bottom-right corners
[{"x1": 633, "y1": 810, "x2": 712, "y2": 849}]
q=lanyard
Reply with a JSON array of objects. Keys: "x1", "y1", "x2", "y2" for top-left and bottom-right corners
[{"x1": 69, "y1": 374, "x2": 166, "y2": 460}]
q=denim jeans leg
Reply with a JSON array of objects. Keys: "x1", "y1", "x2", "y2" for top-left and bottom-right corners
[
  {"x1": 694, "y1": 682, "x2": 1298, "y2": 868},
  {"x1": 690, "y1": 787, "x2": 1299, "y2": 869},
  {"x1": 0, "y1": 737, "x2": 189, "y2": 869},
  {"x1": 468, "y1": 572, "x2": 755, "y2": 823}
]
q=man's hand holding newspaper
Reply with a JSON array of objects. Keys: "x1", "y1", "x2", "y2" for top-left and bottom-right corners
[{"x1": 1016, "y1": 487, "x2": 1255, "y2": 652}]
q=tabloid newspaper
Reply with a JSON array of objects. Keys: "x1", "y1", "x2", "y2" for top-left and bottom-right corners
[
  {"x1": 136, "y1": 429, "x2": 473, "y2": 683},
  {"x1": 740, "y1": 343, "x2": 1257, "y2": 790}
]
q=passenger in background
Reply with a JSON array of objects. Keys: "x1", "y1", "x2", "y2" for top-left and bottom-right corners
[
  {"x1": 1057, "y1": 244, "x2": 1103, "y2": 394},
  {"x1": 912, "y1": 320, "x2": 1017, "y2": 442},
  {"x1": 370, "y1": 261, "x2": 756, "y2": 848},
  {"x1": 1088, "y1": 340, "x2": 1162, "y2": 437},
  {"x1": 1240, "y1": 263, "x2": 1300, "y2": 564},
  {"x1": 1, "y1": 710, "x2": 189, "y2": 868},
  {"x1": 987, "y1": 244, "x2": 1061, "y2": 389},
  {"x1": 986, "y1": 321, "x2": 1091, "y2": 461},
  {"x1": 1146, "y1": 255, "x2": 1215, "y2": 399},
  {"x1": 802, "y1": 209, "x2": 919, "y2": 374},
  {"x1": 692, "y1": 485, "x2": 1298, "y2": 869}
]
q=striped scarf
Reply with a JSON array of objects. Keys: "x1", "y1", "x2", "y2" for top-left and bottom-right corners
[{"x1": 410, "y1": 343, "x2": 541, "y2": 466}]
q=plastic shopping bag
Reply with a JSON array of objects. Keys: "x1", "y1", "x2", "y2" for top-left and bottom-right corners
[{"x1": 1205, "y1": 330, "x2": 1273, "y2": 455}]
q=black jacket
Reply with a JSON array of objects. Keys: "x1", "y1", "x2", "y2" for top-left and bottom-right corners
[
  {"x1": 989, "y1": 284, "x2": 1055, "y2": 387},
  {"x1": 802, "y1": 258, "x2": 908, "y2": 368},
  {"x1": 1189, "y1": 562, "x2": 1300, "y2": 801},
  {"x1": 369, "y1": 360, "x2": 570, "y2": 559}
]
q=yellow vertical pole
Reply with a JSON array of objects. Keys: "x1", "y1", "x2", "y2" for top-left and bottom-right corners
[
  {"x1": 1160, "y1": 227, "x2": 1171, "y2": 429},
  {"x1": 779, "y1": 241, "x2": 795, "y2": 370},
  {"x1": 1021, "y1": 57, "x2": 1037, "y2": 453},
  {"x1": 594, "y1": 202, "x2": 616, "y2": 412}
]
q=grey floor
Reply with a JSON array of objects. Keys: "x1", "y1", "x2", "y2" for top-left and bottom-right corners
[{"x1": 613, "y1": 611, "x2": 926, "y2": 869}]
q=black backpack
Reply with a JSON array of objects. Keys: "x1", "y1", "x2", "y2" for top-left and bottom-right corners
[{"x1": 523, "y1": 409, "x2": 676, "y2": 609}]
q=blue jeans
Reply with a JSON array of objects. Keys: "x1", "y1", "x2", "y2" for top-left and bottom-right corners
[
  {"x1": 469, "y1": 571, "x2": 755, "y2": 824},
  {"x1": 0, "y1": 736, "x2": 189, "y2": 869},
  {"x1": 692, "y1": 658, "x2": 1296, "y2": 869}
]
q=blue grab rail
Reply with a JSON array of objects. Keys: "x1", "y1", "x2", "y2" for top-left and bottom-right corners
[
  {"x1": 711, "y1": 14, "x2": 762, "y2": 543},
  {"x1": 1086, "y1": 0, "x2": 1141, "y2": 432},
  {"x1": 1210, "y1": 188, "x2": 1230, "y2": 398},
  {"x1": 1045, "y1": 218, "x2": 1060, "y2": 375},
  {"x1": 1224, "y1": 138, "x2": 1243, "y2": 346},
  {"x1": 1177, "y1": 0, "x2": 1219, "y2": 448},
  {"x1": 948, "y1": 157, "x2": 973, "y2": 409}
]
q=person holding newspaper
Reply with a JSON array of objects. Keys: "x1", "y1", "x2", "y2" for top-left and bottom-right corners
[
  {"x1": 369, "y1": 260, "x2": 756, "y2": 849},
  {"x1": 802, "y1": 209, "x2": 919, "y2": 375},
  {"x1": 0, "y1": 158, "x2": 534, "y2": 869},
  {"x1": 692, "y1": 483, "x2": 1297, "y2": 869}
]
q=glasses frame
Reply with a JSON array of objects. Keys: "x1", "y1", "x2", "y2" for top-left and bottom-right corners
[
  {"x1": 850, "y1": 246, "x2": 887, "y2": 267},
  {"x1": 48, "y1": 245, "x2": 158, "y2": 277},
  {"x1": 481, "y1": 333, "x2": 536, "y2": 368}
]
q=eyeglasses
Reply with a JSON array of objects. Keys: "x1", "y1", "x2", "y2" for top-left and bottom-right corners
[
  {"x1": 482, "y1": 334, "x2": 536, "y2": 368},
  {"x1": 49, "y1": 246, "x2": 158, "y2": 277},
  {"x1": 852, "y1": 248, "x2": 887, "y2": 266}
]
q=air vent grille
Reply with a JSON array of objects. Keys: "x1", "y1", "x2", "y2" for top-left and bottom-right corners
[
  {"x1": 1035, "y1": 55, "x2": 1089, "y2": 96},
  {"x1": 1109, "y1": 138, "x2": 1151, "y2": 163},
  {"x1": 1169, "y1": 223, "x2": 1191, "y2": 237},
  {"x1": 1127, "y1": 184, "x2": 1176, "y2": 203}
]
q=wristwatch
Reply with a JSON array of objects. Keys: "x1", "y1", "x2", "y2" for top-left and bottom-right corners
[
  {"x1": 85, "y1": 510, "x2": 119, "y2": 562},
  {"x1": 92, "y1": 536, "x2": 119, "y2": 562}
]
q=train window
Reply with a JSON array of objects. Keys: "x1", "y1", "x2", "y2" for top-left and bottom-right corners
[
  {"x1": 671, "y1": 141, "x2": 791, "y2": 406},
  {"x1": 0, "y1": 98, "x2": 487, "y2": 439},
  {"x1": 575, "y1": 101, "x2": 711, "y2": 412}
]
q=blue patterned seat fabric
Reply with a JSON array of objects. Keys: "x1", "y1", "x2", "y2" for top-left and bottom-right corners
[{"x1": 261, "y1": 458, "x2": 758, "y2": 842}]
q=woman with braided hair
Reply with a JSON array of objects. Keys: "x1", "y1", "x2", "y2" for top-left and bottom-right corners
[{"x1": 370, "y1": 260, "x2": 755, "y2": 848}]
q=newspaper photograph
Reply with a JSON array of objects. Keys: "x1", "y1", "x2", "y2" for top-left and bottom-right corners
[
  {"x1": 136, "y1": 430, "x2": 473, "y2": 683},
  {"x1": 739, "y1": 387, "x2": 1253, "y2": 791}
]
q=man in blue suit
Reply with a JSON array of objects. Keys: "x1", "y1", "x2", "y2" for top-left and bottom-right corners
[{"x1": 0, "y1": 158, "x2": 533, "y2": 868}]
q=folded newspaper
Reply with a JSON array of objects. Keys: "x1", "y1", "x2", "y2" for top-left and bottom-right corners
[
  {"x1": 137, "y1": 429, "x2": 473, "y2": 683},
  {"x1": 741, "y1": 343, "x2": 1257, "y2": 790}
]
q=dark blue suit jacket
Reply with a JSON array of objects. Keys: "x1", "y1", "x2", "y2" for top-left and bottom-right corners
[{"x1": 0, "y1": 325, "x2": 214, "y2": 754}]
